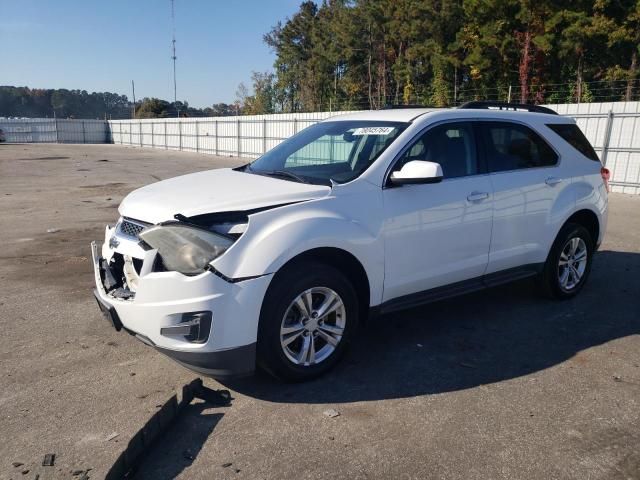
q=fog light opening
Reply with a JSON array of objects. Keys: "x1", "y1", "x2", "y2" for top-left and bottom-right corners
[{"x1": 160, "y1": 311, "x2": 212, "y2": 344}]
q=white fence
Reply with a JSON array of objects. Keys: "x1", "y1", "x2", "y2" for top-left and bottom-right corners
[
  {"x1": 0, "y1": 118, "x2": 108, "y2": 143},
  {"x1": 1, "y1": 102, "x2": 638, "y2": 193},
  {"x1": 108, "y1": 103, "x2": 640, "y2": 194},
  {"x1": 107, "y1": 112, "x2": 354, "y2": 158},
  {"x1": 547, "y1": 102, "x2": 640, "y2": 194}
]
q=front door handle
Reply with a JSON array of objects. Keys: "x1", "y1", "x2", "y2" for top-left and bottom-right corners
[
  {"x1": 467, "y1": 191, "x2": 489, "y2": 202},
  {"x1": 545, "y1": 176, "x2": 563, "y2": 186}
]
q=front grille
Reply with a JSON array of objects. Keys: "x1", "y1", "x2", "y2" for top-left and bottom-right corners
[{"x1": 117, "y1": 218, "x2": 149, "y2": 240}]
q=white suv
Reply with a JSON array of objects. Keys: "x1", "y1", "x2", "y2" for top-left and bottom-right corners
[{"x1": 92, "y1": 103, "x2": 608, "y2": 381}]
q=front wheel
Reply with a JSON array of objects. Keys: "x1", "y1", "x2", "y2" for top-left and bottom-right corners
[
  {"x1": 257, "y1": 262, "x2": 359, "y2": 382},
  {"x1": 539, "y1": 223, "x2": 594, "y2": 299}
]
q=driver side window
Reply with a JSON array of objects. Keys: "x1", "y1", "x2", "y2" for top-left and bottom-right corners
[{"x1": 395, "y1": 122, "x2": 478, "y2": 179}]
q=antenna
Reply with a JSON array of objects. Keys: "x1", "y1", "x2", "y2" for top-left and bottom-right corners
[{"x1": 171, "y1": 0, "x2": 177, "y2": 105}]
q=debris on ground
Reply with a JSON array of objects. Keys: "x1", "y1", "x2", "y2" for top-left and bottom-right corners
[
  {"x1": 105, "y1": 432, "x2": 119, "y2": 441},
  {"x1": 42, "y1": 453, "x2": 55, "y2": 466},
  {"x1": 222, "y1": 462, "x2": 233, "y2": 468},
  {"x1": 613, "y1": 374, "x2": 622, "y2": 382},
  {"x1": 323, "y1": 408, "x2": 340, "y2": 418},
  {"x1": 192, "y1": 379, "x2": 232, "y2": 407},
  {"x1": 459, "y1": 362, "x2": 477, "y2": 369},
  {"x1": 417, "y1": 343, "x2": 423, "y2": 348},
  {"x1": 12, "y1": 462, "x2": 24, "y2": 468},
  {"x1": 46, "y1": 228, "x2": 60, "y2": 233},
  {"x1": 72, "y1": 467, "x2": 92, "y2": 477},
  {"x1": 21, "y1": 469, "x2": 29, "y2": 475}
]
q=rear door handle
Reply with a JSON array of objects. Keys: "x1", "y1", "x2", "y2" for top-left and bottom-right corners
[
  {"x1": 467, "y1": 191, "x2": 489, "y2": 202},
  {"x1": 545, "y1": 176, "x2": 563, "y2": 186}
]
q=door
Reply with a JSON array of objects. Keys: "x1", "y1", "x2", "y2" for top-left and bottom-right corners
[
  {"x1": 382, "y1": 121, "x2": 493, "y2": 302},
  {"x1": 476, "y1": 121, "x2": 564, "y2": 274}
]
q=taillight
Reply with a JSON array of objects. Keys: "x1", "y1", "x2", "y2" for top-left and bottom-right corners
[{"x1": 601, "y1": 167, "x2": 610, "y2": 192}]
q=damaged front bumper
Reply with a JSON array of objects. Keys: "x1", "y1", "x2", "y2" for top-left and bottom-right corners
[{"x1": 90, "y1": 231, "x2": 272, "y2": 378}]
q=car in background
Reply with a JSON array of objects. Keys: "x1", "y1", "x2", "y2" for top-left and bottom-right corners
[{"x1": 92, "y1": 102, "x2": 608, "y2": 382}]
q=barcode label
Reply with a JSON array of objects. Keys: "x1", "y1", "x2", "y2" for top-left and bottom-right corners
[{"x1": 352, "y1": 127, "x2": 395, "y2": 136}]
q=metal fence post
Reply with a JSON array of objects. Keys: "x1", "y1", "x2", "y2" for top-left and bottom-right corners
[
  {"x1": 263, "y1": 118, "x2": 267, "y2": 154},
  {"x1": 151, "y1": 122, "x2": 155, "y2": 148},
  {"x1": 195, "y1": 121, "x2": 200, "y2": 153},
  {"x1": 215, "y1": 120, "x2": 219, "y2": 156},
  {"x1": 178, "y1": 120, "x2": 183, "y2": 151},
  {"x1": 237, "y1": 118, "x2": 241, "y2": 157},
  {"x1": 82, "y1": 121, "x2": 86, "y2": 143},
  {"x1": 129, "y1": 122, "x2": 133, "y2": 145},
  {"x1": 139, "y1": 122, "x2": 143, "y2": 147},
  {"x1": 601, "y1": 110, "x2": 614, "y2": 166},
  {"x1": 164, "y1": 121, "x2": 168, "y2": 149},
  {"x1": 294, "y1": 117, "x2": 298, "y2": 134},
  {"x1": 54, "y1": 118, "x2": 59, "y2": 143}
]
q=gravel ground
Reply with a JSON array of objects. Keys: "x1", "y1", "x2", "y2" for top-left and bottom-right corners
[{"x1": 0, "y1": 143, "x2": 638, "y2": 480}]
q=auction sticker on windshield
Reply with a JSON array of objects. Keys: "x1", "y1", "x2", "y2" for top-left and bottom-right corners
[{"x1": 352, "y1": 126, "x2": 396, "y2": 135}]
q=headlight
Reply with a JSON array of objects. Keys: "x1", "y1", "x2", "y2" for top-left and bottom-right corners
[{"x1": 139, "y1": 224, "x2": 234, "y2": 275}]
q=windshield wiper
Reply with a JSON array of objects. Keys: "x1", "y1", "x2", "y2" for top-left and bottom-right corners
[{"x1": 261, "y1": 170, "x2": 309, "y2": 184}]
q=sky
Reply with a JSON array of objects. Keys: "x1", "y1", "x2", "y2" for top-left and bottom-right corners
[{"x1": 0, "y1": 0, "x2": 302, "y2": 108}]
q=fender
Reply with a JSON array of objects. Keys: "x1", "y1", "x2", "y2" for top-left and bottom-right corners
[
  {"x1": 539, "y1": 179, "x2": 579, "y2": 258},
  {"x1": 573, "y1": 176, "x2": 608, "y2": 245},
  {"x1": 545, "y1": 176, "x2": 607, "y2": 256},
  {"x1": 211, "y1": 194, "x2": 386, "y2": 305}
]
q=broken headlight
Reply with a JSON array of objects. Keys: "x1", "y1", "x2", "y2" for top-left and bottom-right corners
[{"x1": 139, "y1": 224, "x2": 234, "y2": 275}]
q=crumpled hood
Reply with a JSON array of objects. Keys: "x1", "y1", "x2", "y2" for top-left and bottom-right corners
[{"x1": 119, "y1": 168, "x2": 331, "y2": 224}]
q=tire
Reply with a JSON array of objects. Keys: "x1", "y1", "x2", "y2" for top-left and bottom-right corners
[
  {"x1": 257, "y1": 261, "x2": 359, "y2": 382},
  {"x1": 538, "y1": 223, "x2": 595, "y2": 299}
]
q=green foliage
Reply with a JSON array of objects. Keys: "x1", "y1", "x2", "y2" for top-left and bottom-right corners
[
  {"x1": 0, "y1": 86, "x2": 242, "y2": 119},
  {"x1": 0, "y1": 86, "x2": 130, "y2": 119},
  {"x1": 257, "y1": 0, "x2": 640, "y2": 111}
]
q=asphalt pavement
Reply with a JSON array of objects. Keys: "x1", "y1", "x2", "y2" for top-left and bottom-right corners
[{"x1": 1, "y1": 143, "x2": 638, "y2": 480}]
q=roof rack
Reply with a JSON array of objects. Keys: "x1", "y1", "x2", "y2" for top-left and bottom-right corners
[
  {"x1": 458, "y1": 101, "x2": 558, "y2": 115},
  {"x1": 382, "y1": 104, "x2": 430, "y2": 109}
]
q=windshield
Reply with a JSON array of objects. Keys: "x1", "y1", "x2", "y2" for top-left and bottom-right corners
[{"x1": 245, "y1": 121, "x2": 408, "y2": 185}]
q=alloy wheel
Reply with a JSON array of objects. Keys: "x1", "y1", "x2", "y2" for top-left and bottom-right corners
[{"x1": 280, "y1": 287, "x2": 346, "y2": 366}]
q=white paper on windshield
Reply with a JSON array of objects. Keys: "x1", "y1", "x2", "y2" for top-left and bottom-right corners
[{"x1": 352, "y1": 126, "x2": 395, "y2": 136}]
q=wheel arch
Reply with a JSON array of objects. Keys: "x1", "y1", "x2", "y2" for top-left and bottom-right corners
[
  {"x1": 267, "y1": 247, "x2": 371, "y2": 320},
  {"x1": 562, "y1": 208, "x2": 600, "y2": 246}
]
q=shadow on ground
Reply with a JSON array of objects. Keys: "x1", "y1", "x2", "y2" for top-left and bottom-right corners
[
  {"x1": 131, "y1": 403, "x2": 224, "y2": 479},
  {"x1": 223, "y1": 250, "x2": 640, "y2": 403}
]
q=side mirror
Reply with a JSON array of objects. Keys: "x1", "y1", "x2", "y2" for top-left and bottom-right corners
[{"x1": 389, "y1": 160, "x2": 443, "y2": 186}]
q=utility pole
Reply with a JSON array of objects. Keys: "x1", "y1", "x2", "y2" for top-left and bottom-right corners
[
  {"x1": 171, "y1": 0, "x2": 177, "y2": 105},
  {"x1": 131, "y1": 80, "x2": 136, "y2": 118}
]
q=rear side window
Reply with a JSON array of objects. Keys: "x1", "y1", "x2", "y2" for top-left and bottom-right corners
[
  {"x1": 478, "y1": 122, "x2": 558, "y2": 173},
  {"x1": 547, "y1": 123, "x2": 600, "y2": 162}
]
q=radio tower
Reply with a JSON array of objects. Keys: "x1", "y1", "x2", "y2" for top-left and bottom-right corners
[{"x1": 171, "y1": 0, "x2": 177, "y2": 104}]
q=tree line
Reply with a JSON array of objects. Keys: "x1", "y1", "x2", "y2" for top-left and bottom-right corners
[
  {"x1": 238, "y1": 0, "x2": 639, "y2": 113},
  {"x1": 0, "y1": 86, "x2": 132, "y2": 119},
  {"x1": 3, "y1": 1, "x2": 638, "y2": 118},
  {"x1": 0, "y1": 86, "x2": 240, "y2": 119}
]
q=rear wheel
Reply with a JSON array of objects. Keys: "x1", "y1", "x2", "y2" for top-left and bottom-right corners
[
  {"x1": 539, "y1": 223, "x2": 594, "y2": 299},
  {"x1": 257, "y1": 262, "x2": 358, "y2": 382}
]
